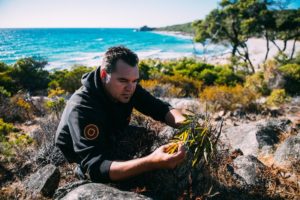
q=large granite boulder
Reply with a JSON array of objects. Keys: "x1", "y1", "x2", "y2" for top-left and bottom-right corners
[
  {"x1": 23, "y1": 164, "x2": 60, "y2": 197},
  {"x1": 222, "y1": 119, "x2": 291, "y2": 156},
  {"x1": 274, "y1": 135, "x2": 300, "y2": 168},
  {"x1": 232, "y1": 155, "x2": 267, "y2": 186},
  {"x1": 54, "y1": 181, "x2": 152, "y2": 200}
]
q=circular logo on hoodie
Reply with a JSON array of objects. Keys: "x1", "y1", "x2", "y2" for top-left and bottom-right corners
[{"x1": 84, "y1": 124, "x2": 99, "y2": 140}]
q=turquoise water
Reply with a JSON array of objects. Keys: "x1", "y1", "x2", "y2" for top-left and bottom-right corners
[{"x1": 0, "y1": 28, "x2": 226, "y2": 70}]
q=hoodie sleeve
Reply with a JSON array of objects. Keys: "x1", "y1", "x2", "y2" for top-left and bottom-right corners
[
  {"x1": 132, "y1": 84, "x2": 173, "y2": 122},
  {"x1": 67, "y1": 106, "x2": 112, "y2": 182}
]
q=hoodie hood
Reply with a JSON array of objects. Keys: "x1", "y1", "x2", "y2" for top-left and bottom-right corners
[{"x1": 80, "y1": 66, "x2": 112, "y2": 104}]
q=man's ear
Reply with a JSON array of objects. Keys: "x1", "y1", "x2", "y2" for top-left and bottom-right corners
[{"x1": 100, "y1": 69, "x2": 107, "y2": 80}]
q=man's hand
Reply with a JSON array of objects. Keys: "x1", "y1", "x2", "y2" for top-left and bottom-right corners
[
  {"x1": 147, "y1": 142, "x2": 186, "y2": 169},
  {"x1": 165, "y1": 109, "x2": 186, "y2": 128},
  {"x1": 109, "y1": 142, "x2": 186, "y2": 181}
]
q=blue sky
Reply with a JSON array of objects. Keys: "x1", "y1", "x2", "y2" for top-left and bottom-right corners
[
  {"x1": 0, "y1": 0, "x2": 299, "y2": 28},
  {"x1": 0, "y1": 0, "x2": 220, "y2": 28}
]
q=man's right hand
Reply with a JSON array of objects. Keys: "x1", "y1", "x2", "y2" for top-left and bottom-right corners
[
  {"x1": 109, "y1": 142, "x2": 186, "y2": 181},
  {"x1": 146, "y1": 142, "x2": 186, "y2": 170}
]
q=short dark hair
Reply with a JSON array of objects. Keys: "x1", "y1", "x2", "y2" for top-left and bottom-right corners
[{"x1": 101, "y1": 46, "x2": 139, "y2": 73}]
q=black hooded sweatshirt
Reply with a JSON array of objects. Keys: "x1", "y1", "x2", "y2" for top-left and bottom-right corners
[{"x1": 55, "y1": 66, "x2": 172, "y2": 182}]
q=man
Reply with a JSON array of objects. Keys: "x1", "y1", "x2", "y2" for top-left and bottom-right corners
[{"x1": 55, "y1": 46, "x2": 186, "y2": 183}]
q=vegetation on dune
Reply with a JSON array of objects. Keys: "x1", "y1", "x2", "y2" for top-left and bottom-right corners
[
  {"x1": 192, "y1": 0, "x2": 300, "y2": 73},
  {"x1": 155, "y1": 22, "x2": 195, "y2": 34}
]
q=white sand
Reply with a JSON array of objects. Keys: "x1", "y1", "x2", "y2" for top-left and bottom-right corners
[{"x1": 198, "y1": 38, "x2": 300, "y2": 70}]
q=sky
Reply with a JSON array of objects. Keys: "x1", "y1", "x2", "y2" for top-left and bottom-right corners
[
  {"x1": 0, "y1": 0, "x2": 299, "y2": 28},
  {"x1": 0, "y1": 0, "x2": 220, "y2": 28}
]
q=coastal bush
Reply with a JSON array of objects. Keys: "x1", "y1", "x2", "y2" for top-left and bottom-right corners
[
  {"x1": 200, "y1": 85, "x2": 258, "y2": 111},
  {"x1": 49, "y1": 65, "x2": 94, "y2": 93},
  {"x1": 244, "y1": 72, "x2": 270, "y2": 96},
  {"x1": 279, "y1": 63, "x2": 300, "y2": 95},
  {"x1": 139, "y1": 80, "x2": 182, "y2": 97},
  {"x1": 32, "y1": 117, "x2": 66, "y2": 166},
  {"x1": 0, "y1": 71, "x2": 15, "y2": 94},
  {"x1": 10, "y1": 57, "x2": 50, "y2": 94},
  {"x1": 160, "y1": 74, "x2": 202, "y2": 97},
  {"x1": 0, "y1": 118, "x2": 15, "y2": 136},
  {"x1": 266, "y1": 89, "x2": 289, "y2": 107},
  {"x1": 214, "y1": 67, "x2": 244, "y2": 86},
  {"x1": 0, "y1": 119, "x2": 32, "y2": 160},
  {"x1": 45, "y1": 97, "x2": 66, "y2": 119},
  {"x1": 0, "y1": 93, "x2": 35, "y2": 122},
  {"x1": 198, "y1": 69, "x2": 218, "y2": 85}
]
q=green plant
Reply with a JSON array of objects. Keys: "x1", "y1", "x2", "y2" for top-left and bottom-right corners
[
  {"x1": 165, "y1": 113, "x2": 222, "y2": 166},
  {"x1": 266, "y1": 89, "x2": 288, "y2": 107},
  {"x1": 200, "y1": 85, "x2": 258, "y2": 111},
  {"x1": 279, "y1": 63, "x2": 300, "y2": 95},
  {"x1": 244, "y1": 72, "x2": 270, "y2": 96},
  {"x1": 45, "y1": 97, "x2": 66, "y2": 119}
]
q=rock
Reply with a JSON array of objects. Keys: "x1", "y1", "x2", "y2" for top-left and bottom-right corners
[
  {"x1": 24, "y1": 164, "x2": 60, "y2": 197},
  {"x1": 233, "y1": 155, "x2": 266, "y2": 186},
  {"x1": 163, "y1": 98, "x2": 202, "y2": 113},
  {"x1": 274, "y1": 135, "x2": 300, "y2": 167},
  {"x1": 256, "y1": 119, "x2": 291, "y2": 148},
  {"x1": 55, "y1": 182, "x2": 152, "y2": 200},
  {"x1": 158, "y1": 126, "x2": 176, "y2": 139},
  {"x1": 222, "y1": 119, "x2": 291, "y2": 156},
  {"x1": 136, "y1": 25, "x2": 154, "y2": 32}
]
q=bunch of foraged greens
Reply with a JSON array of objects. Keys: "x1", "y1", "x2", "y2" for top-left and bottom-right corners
[{"x1": 165, "y1": 113, "x2": 223, "y2": 167}]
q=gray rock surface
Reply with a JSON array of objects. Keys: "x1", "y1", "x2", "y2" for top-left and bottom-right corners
[
  {"x1": 233, "y1": 155, "x2": 266, "y2": 186},
  {"x1": 222, "y1": 119, "x2": 291, "y2": 156},
  {"x1": 163, "y1": 98, "x2": 202, "y2": 112},
  {"x1": 24, "y1": 164, "x2": 60, "y2": 197},
  {"x1": 274, "y1": 135, "x2": 300, "y2": 167},
  {"x1": 57, "y1": 182, "x2": 152, "y2": 200}
]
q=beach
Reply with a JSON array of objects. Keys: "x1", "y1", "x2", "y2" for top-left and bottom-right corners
[{"x1": 155, "y1": 30, "x2": 300, "y2": 70}]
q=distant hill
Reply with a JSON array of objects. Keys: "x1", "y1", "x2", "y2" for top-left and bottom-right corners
[{"x1": 154, "y1": 22, "x2": 195, "y2": 34}]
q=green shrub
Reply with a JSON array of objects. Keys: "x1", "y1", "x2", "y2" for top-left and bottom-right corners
[
  {"x1": 266, "y1": 89, "x2": 289, "y2": 107},
  {"x1": 279, "y1": 63, "x2": 300, "y2": 95},
  {"x1": 45, "y1": 97, "x2": 66, "y2": 119},
  {"x1": 11, "y1": 57, "x2": 50, "y2": 94},
  {"x1": 215, "y1": 67, "x2": 244, "y2": 86},
  {"x1": 198, "y1": 69, "x2": 218, "y2": 85},
  {"x1": 0, "y1": 118, "x2": 15, "y2": 137},
  {"x1": 244, "y1": 72, "x2": 270, "y2": 96},
  {"x1": 50, "y1": 65, "x2": 94, "y2": 93}
]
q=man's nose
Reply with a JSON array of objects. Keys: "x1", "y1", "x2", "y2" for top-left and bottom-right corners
[{"x1": 125, "y1": 82, "x2": 136, "y2": 91}]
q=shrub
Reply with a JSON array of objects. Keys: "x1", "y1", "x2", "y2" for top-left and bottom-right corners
[
  {"x1": 266, "y1": 89, "x2": 288, "y2": 107},
  {"x1": 160, "y1": 74, "x2": 203, "y2": 97},
  {"x1": 244, "y1": 72, "x2": 270, "y2": 96},
  {"x1": 200, "y1": 85, "x2": 258, "y2": 111},
  {"x1": 140, "y1": 80, "x2": 182, "y2": 97},
  {"x1": 45, "y1": 97, "x2": 66, "y2": 119},
  {"x1": 50, "y1": 65, "x2": 94, "y2": 93},
  {"x1": 10, "y1": 57, "x2": 50, "y2": 94},
  {"x1": 0, "y1": 118, "x2": 15, "y2": 136},
  {"x1": 215, "y1": 67, "x2": 244, "y2": 86},
  {"x1": 31, "y1": 117, "x2": 66, "y2": 166},
  {"x1": 0, "y1": 93, "x2": 34, "y2": 122},
  {"x1": 198, "y1": 69, "x2": 218, "y2": 85},
  {"x1": 0, "y1": 119, "x2": 32, "y2": 160},
  {"x1": 279, "y1": 63, "x2": 300, "y2": 95}
]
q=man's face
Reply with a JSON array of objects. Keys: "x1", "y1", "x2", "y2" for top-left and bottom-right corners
[{"x1": 104, "y1": 59, "x2": 139, "y2": 103}]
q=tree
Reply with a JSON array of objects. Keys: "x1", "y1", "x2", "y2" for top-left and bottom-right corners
[
  {"x1": 269, "y1": 9, "x2": 300, "y2": 59},
  {"x1": 11, "y1": 58, "x2": 50, "y2": 94},
  {"x1": 194, "y1": 0, "x2": 271, "y2": 73}
]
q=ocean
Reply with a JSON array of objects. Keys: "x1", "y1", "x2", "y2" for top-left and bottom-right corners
[{"x1": 0, "y1": 28, "x2": 227, "y2": 70}]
